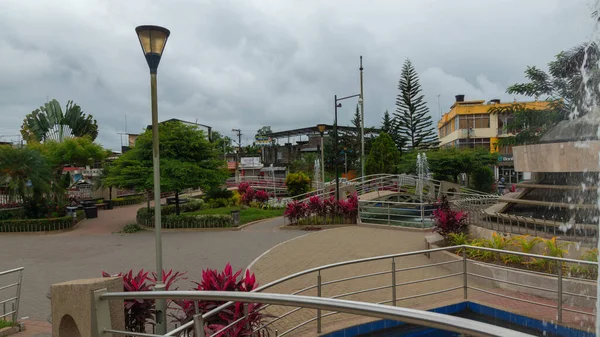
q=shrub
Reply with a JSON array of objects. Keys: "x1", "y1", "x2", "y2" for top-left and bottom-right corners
[
  {"x1": 470, "y1": 166, "x2": 494, "y2": 193},
  {"x1": 283, "y1": 200, "x2": 309, "y2": 225},
  {"x1": 231, "y1": 191, "x2": 242, "y2": 206},
  {"x1": 120, "y1": 223, "x2": 144, "y2": 233},
  {"x1": 206, "y1": 188, "x2": 233, "y2": 201},
  {"x1": 285, "y1": 172, "x2": 311, "y2": 197},
  {"x1": 431, "y1": 195, "x2": 468, "y2": 238},
  {"x1": 172, "y1": 264, "x2": 264, "y2": 336},
  {"x1": 338, "y1": 194, "x2": 358, "y2": 221},
  {"x1": 137, "y1": 209, "x2": 234, "y2": 229},
  {"x1": 112, "y1": 195, "x2": 145, "y2": 207},
  {"x1": 308, "y1": 196, "x2": 325, "y2": 216},
  {"x1": 254, "y1": 190, "x2": 270, "y2": 204},
  {"x1": 0, "y1": 208, "x2": 24, "y2": 221},
  {"x1": 142, "y1": 200, "x2": 204, "y2": 216},
  {"x1": 0, "y1": 211, "x2": 84, "y2": 232},
  {"x1": 102, "y1": 269, "x2": 185, "y2": 333},
  {"x1": 241, "y1": 188, "x2": 257, "y2": 206},
  {"x1": 237, "y1": 182, "x2": 251, "y2": 195}
]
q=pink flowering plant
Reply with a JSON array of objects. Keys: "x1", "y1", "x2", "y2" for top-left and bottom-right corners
[{"x1": 431, "y1": 195, "x2": 468, "y2": 238}]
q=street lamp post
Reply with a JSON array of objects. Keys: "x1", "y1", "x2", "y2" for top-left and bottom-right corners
[
  {"x1": 135, "y1": 24, "x2": 170, "y2": 335},
  {"x1": 334, "y1": 93, "x2": 361, "y2": 201},
  {"x1": 317, "y1": 124, "x2": 327, "y2": 190},
  {"x1": 343, "y1": 146, "x2": 348, "y2": 175}
]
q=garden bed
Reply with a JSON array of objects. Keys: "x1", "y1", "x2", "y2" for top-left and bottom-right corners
[
  {"x1": 0, "y1": 211, "x2": 85, "y2": 233},
  {"x1": 188, "y1": 207, "x2": 284, "y2": 225}
]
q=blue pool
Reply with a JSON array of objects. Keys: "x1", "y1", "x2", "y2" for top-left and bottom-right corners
[{"x1": 322, "y1": 302, "x2": 594, "y2": 337}]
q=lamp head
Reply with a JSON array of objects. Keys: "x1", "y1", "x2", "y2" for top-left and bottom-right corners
[
  {"x1": 135, "y1": 25, "x2": 170, "y2": 73},
  {"x1": 317, "y1": 124, "x2": 327, "y2": 134},
  {"x1": 336, "y1": 103, "x2": 342, "y2": 108}
]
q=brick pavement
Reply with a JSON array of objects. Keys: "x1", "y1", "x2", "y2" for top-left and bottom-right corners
[{"x1": 250, "y1": 226, "x2": 596, "y2": 336}]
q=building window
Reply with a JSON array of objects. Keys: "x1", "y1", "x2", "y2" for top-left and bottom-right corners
[
  {"x1": 458, "y1": 138, "x2": 490, "y2": 150},
  {"x1": 458, "y1": 114, "x2": 490, "y2": 129}
]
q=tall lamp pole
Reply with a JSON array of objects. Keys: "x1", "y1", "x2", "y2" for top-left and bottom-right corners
[
  {"x1": 317, "y1": 124, "x2": 327, "y2": 189},
  {"x1": 359, "y1": 56, "x2": 365, "y2": 181},
  {"x1": 344, "y1": 146, "x2": 348, "y2": 175},
  {"x1": 135, "y1": 24, "x2": 170, "y2": 334},
  {"x1": 334, "y1": 93, "x2": 361, "y2": 201}
]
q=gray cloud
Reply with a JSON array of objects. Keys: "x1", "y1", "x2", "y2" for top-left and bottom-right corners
[{"x1": 0, "y1": 0, "x2": 594, "y2": 149}]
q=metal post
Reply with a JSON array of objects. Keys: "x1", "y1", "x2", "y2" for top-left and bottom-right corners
[
  {"x1": 13, "y1": 271, "x2": 22, "y2": 323},
  {"x1": 392, "y1": 258, "x2": 397, "y2": 306},
  {"x1": 193, "y1": 314, "x2": 206, "y2": 337},
  {"x1": 359, "y1": 56, "x2": 365, "y2": 181},
  {"x1": 387, "y1": 203, "x2": 391, "y2": 225},
  {"x1": 334, "y1": 96, "x2": 340, "y2": 202},
  {"x1": 344, "y1": 151, "x2": 348, "y2": 175},
  {"x1": 462, "y1": 250, "x2": 468, "y2": 300},
  {"x1": 317, "y1": 270, "x2": 322, "y2": 333},
  {"x1": 557, "y1": 264, "x2": 563, "y2": 323},
  {"x1": 243, "y1": 303, "x2": 249, "y2": 330},
  {"x1": 150, "y1": 72, "x2": 167, "y2": 334},
  {"x1": 320, "y1": 134, "x2": 325, "y2": 190}
]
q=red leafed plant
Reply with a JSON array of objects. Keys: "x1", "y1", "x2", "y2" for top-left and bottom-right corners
[
  {"x1": 254, "y1": 190, "x2": 270, "y2": 204},
  {"x1": 102, "y1": 269, "x2": 185, "y2": 333},
  {"x1": 283, "y1": 200, "x2": 308, "y2": 225},
  {"x1": 323, "y1": 195, "x2": 337, "y2": 216},
  {"x1": 337, "y1": 193, "x2": 358, "y2": 223},
  {"x1": 237, "y1": 182, "x2": 251, "y2": 195},
  {"x1": 308, "y1": 195, "x2": 326, "y2": 217},
  {"x1": 102, "y1": 269, "x2": 155, "y2": 333},
  {"x1": 241, "y1": 188, "x2": 257, "y2": 205},
  {"x1": 432, "y1": 195, "x2": 468, "y2": 238},
  {"x1": 172, "y1": 264, "x2": 265, "y2": 336}
]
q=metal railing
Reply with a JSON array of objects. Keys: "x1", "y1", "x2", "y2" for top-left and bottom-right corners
[
  {"x1": 0, "y1": 267, "x2": 23, "y2": 323},
  {"x1": 456, "y1": 196, "x2": 598, "y2": 244},
  {"x1": 94, "y1": 246, "x2": 595, "y2": 337},
  {"x1": 96, "y1": 290, "x2": 534, "y2": 337},
  {"x1": 358, "y1": 200, "x2": 434, "y2": 228}
]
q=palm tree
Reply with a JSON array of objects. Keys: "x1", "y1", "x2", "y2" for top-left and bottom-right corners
[
  {"x1": 0, "y1": 146, "x2": 51, "y2": 203},
  {"x1": 21, "y1": 99, "x2": 99, "y2": 143}
]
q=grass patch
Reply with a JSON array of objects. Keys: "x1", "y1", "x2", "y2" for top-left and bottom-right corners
[
  {"x1": 189, "y1": 207, "x2": 284, "y2": 225},
  {"x1": 0, "y1": 320, "x2": 15, "y2": 329}
]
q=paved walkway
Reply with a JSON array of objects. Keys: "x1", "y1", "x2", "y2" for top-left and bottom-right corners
[
  {"x1": 250, "y1": 226, "x2": 596, "y2": 336},
  {"x1": 1, "y1": 204, "x2": 303, "y2": 336}
]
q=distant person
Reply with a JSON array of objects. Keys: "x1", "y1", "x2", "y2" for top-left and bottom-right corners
[{"x1": 498, "y1": 177, "x2": 505, "y2": 195}]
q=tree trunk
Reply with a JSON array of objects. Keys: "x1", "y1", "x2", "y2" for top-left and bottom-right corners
[
  {"x1": 147, "y1": 190, "x2": 150, "y2": 209},
  {"x1": 109, "y1": 186, "x2": 112, "y2": 200},
  {"x1": 175, "y1": 190, "x2": 180, "y2": 215}
]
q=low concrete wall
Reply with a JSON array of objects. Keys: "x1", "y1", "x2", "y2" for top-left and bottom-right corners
[
  {"x1": 429, "y1": 245, "x2": 596, "y2": 309},
  {"x1": 513, "y1": 141, "x2": 600, "y2": 173}
]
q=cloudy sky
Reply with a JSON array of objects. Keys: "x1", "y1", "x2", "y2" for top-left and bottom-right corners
[{"x1": 0, "y1": 0, "x2": 595, "y2": 150}]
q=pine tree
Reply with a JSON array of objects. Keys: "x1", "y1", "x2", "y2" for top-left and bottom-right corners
[
  {"x1": 394, "y1": 59, "x2": 439, "y2": 150},
  {"x1": 381, "y1": 109, "x2": 405, "y2": 152}
]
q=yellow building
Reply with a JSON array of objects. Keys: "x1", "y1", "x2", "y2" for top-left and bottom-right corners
[{"x1": 437, "y1": 95, "x2": 550, "y2": 184}]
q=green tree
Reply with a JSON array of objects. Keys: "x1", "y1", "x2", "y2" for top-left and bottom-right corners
[
  {"x1": 365, "y1": 133, "x2": 401, "y2": 175},
  {"x1": 381, "y1": 109, "x2": 405, "y2": 152},
  {"x1": 394, "y1": 59, "x2": 438, "y2": 150},
  {"x1": 255, "y1": 126, "x2": 273, "y2": 137},
  {"x1": 108, "y1": 121, "x2": 228, "y2": 214},
  {"x1": 21, "y1": 99, "x2": 99, "y2": 143},
  {"x1": 285, "y1": 172, "x2": 311, "y2": 197},
  {"x1": 489, "y1": 102, "x2": 564, "y2": 146},
  {"x1": 210, "y1": 131, "x2": 235, "y2": 158},
  {"x1": 507, "y1": 43, "x2": 599, "y2": 118},
  {"x1": 290, "y1": 153, "x2": 318, "y2": 181},
  {"x1": 0, "y1": 146, "x2": 52, "y2": 217},
  {"x1": 471, "y1": 166, "x2": 495, "y2": 193}
]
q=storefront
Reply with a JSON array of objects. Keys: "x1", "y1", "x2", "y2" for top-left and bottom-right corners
[{"x1": 496, "y1": 154, "x2": 522, "y2": 185}]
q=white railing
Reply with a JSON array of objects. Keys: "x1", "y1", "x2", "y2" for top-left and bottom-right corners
[{"x1": 0, "y1": 267, "x2": 23, "y2": 323}]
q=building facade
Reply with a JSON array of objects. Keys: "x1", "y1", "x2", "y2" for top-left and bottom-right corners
[{"x1": 437, "y1": 95, "x2": 550, "y2": 184}]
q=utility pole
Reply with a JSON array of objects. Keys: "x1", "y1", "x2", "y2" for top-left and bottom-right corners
[
  {"x1": 232, "y1": 129, "x2": 242, "y2": 182},
  {"x1": 359, "y1": 56, "x2": 365, "y2": 181}
]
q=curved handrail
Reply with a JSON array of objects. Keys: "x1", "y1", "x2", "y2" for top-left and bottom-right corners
[
  {"x1": 100, "y1": 291, "x2": 534, "y2": 337},
  {"x1": 166, "y1": 244, "x2": 593, "y2": 335}
]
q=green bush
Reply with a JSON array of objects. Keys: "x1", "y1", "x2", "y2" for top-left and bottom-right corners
[
  {"x1": 205, "y1": 188, "x2": 233, "y2": 201},
  {"x1": 143, "y1": 200, "x2": 204, "y2": 216},
  {"x1": 120, "y1": 223, "x2": 144, "y2": 233},
  {"x1": 113, "y1": 195, "x2": 146, "y2": 207},
  {"x1": 137, "y1": 208, "x2": 233, "y2": 228},
  {"x1": 285, "y1": 172, "x2": 311, "y2": 197},
  {"x1": 0, "y1": 208, "x2": 24, "y2": 221},
  {"x1": 470, "y1": 166, "x2": 494, "y2": 193},
  {"x1": 0, "y1": 211, "x2": 84, "y2": 232}
]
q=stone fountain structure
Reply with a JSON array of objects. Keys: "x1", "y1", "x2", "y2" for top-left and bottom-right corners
[{"x1": 485, "y1": 113, "x2": 600, "y2": 238}]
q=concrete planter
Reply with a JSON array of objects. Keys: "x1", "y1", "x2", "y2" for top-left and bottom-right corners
[{"x1": 0, "y1": 326, "x2": 20, "y2": 337}]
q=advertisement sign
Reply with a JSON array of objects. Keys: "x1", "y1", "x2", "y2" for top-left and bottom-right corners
[
  {"x1": 498, "y1": 155, "x2": 513, "y2": 162},
  {"x1": 254, "y1": 136, "x2": 272, "y2": 146},
  {"x1": 240, "y1": 157, "x2": 261, "y2": 167}
]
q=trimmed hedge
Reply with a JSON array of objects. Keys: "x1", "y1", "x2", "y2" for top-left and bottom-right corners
[
  {"x1": 0, "y1": 207, "x2": 24, "y2": 221},
  {"x1": 0, "y1": 211, "x2": 85, "y2": 233},
  {"x1": 113, "y1": 196, "x2": 146, "y2": 207},
  {"x1": 137, "y1": 208, "x2": 233, "y2": 229},
  {"x1": 144, "y1": 200, "x2": 204, "y2": 216}
]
